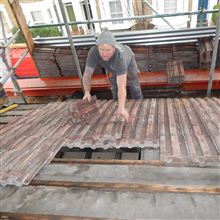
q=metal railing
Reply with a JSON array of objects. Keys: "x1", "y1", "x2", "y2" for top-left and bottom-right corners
[
  {"x1": 34, "y1": 26, "x2": 219, "y2": 47},
  {"x1": 13, "y1": 1, "x2": 220, "y2": 96},
  {"x1": 29, "y1": 9, "x2": 219, "y2": 29}
]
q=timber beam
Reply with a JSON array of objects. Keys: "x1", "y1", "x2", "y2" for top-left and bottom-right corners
[
  {"x1": 8, "y1": 1, "x2": 34, "y2": 56},
  {"x1": 0, "y1": 212, "x2": 115, "y2": 220}
]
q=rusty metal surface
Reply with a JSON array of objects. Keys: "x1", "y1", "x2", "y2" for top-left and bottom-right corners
[
  {"x1": 159, "y1": 98, "x2": 220, "y2": 166},
  {"x1": 0, "y1": 97, "x2": 220, "y2": 186}
]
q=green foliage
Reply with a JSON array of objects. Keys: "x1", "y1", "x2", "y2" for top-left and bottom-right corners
[
  {"x1": 212, "y1": 4, "x2": 220, "y2": 25},
  {"x1": 11, "y1": 26, "x2": 61, "y2": 43},
  {"x1": 29, "y1": 26, "x2": 61, "y2": 38},
  {"x1": 11, "y1": 26, "x2": 25, "y2": 43}
]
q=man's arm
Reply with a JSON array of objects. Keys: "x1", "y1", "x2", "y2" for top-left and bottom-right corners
[
  {"x1": 116, "y1": 73, "x2": 130, "y2": 122},
  {"x1": 82, "y1": 66, "x2": 94, "y2": 101}
]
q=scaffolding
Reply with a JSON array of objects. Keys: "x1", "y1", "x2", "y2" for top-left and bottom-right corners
[
  {"x1": 28, "y1": 0, "x2": 220, "y2": 96},
  {"x1": 6, "y1": 1, "x2": 220, "y2": 97},
  {"x1": 0, "y1": 11, "x2": 27, "y2": 103}
]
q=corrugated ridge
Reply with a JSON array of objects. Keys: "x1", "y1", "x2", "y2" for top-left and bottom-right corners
[{"x1": 1, "y1": 98, "x2": 220, "y2": 186}]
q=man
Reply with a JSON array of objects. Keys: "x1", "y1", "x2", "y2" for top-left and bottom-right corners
[{"x1": 82, "y1": 28, "x2": 143, "y2": 122}]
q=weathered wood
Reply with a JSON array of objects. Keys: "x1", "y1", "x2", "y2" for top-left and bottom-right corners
[
  {"x1": 31, "y1": 180, "x2": 220, "y2": 194},
  {"x1": 0, "y1": 212, "x2": 115, "y2": 220},
  {"x1": 1, "y1": 186, "x2": 219, "y2": 219},
  {"x1": 8, "y1": 1, "x2": 34, "y2": 55},
  {"x1": 167, "y1": 60, "x2": 185, "y2": 84},
  {"x1": 34, "y1": 163, "x2": 220, "y2": 190},
  {"x1": 52, "y1": 158, "x2": 162, "y2": 166},
  {"x1": 198, "y1": 37, "x2": 213, "y2": 70}
]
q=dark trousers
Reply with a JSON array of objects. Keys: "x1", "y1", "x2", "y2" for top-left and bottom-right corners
[{"x1": 108, "y1": 73, "x2": 143, "y2": 100}]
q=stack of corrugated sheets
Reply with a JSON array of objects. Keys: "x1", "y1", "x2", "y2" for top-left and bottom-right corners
[
  {"x1": 33, "y1": 47, "x2": 61, "y2": 77},
  {"x1": 33, "y1": 42, "x2": 200, "y2": 78}
]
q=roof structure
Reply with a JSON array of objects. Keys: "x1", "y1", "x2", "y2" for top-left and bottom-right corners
[
  {"x1": 1, "y1": 97, "x2": 219, "y2": 186},
  {"x1": 1, "y1": 2, "x2": 220, "y2": 219}
]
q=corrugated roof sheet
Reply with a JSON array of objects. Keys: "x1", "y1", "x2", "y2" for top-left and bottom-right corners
[{"x1": 0, "y1": 97, "x2": 219, "y2": 186}]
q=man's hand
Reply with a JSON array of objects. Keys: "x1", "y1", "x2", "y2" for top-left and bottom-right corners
[
  {"x1": 83, "y1": 91, "x2": 91, "y2": 102},
  {"x1": 117, "y1": 106, "x2": 130, "y2": 122}
]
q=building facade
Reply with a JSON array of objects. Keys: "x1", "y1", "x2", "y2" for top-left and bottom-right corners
[{"x1": 0, "y1": 0, "x2": 219, "y2": 39}]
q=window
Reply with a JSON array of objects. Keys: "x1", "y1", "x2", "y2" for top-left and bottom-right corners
[
  {"x1": 109, "y1": 0, "x2": 123, "y2": 24},
  {"x1": 82, "y1": 0, "x2": 94, "y2": 29},
  {"x1": 164, "y1": 0, "x2": 177, "y2": 13},
  {"x1": 65, "y1": 3, "x2": 77, "y2": 32},
  {"x1": 31, "y1": 11, "x2": 44, "y2": 24}
]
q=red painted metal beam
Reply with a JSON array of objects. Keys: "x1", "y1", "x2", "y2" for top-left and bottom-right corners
[
  {"x1": 4, "y1": 69, "x2": 220, "y2": 97},
  {"x1": 10, "y1": 46, "x2": 39, "y2": 78}
]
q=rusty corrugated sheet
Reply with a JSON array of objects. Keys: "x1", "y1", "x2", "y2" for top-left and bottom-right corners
[
  {"x1": 0, "y1": 98, "x2": 219, "y2": 186},
  {"x1": 159, "y1": 98, "x2": 220, "y2": 166}
]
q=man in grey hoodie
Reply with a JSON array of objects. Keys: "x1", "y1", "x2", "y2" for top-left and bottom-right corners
[{"x1": 82, "y1": 28, "x2": 143, "y2": 122}]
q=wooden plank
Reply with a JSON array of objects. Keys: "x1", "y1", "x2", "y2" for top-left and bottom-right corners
[
  {"x1": 35, "y1": 163, "x2": 220, "y2": 190},
  {"x1": 0, "y1": 212, "x2": 115, "y2": 220},
  {"x1": 167, "y1": 60, "x2": 185, "y2": 84},
  {"x1": 31, "y1": 180, "x2": 220, "y2": 194},
  {"x1": 1, "y1": 186, "x2": 219, "y2": 219},
  {"x1": 8, "y1": 1, "x2": 34, "y2": 55},
  {"x1": 52, "y1": 158, "x2": 162, "y2": 166}
]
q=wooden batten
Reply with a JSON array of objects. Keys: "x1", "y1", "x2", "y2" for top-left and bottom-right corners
[{"x1": 8, "y1": 0, "x2": 34, "y2": 55}]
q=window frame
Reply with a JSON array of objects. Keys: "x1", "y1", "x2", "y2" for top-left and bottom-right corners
[{"x1": 109, "y1": 0, "x2": 124, "y2": 25}]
